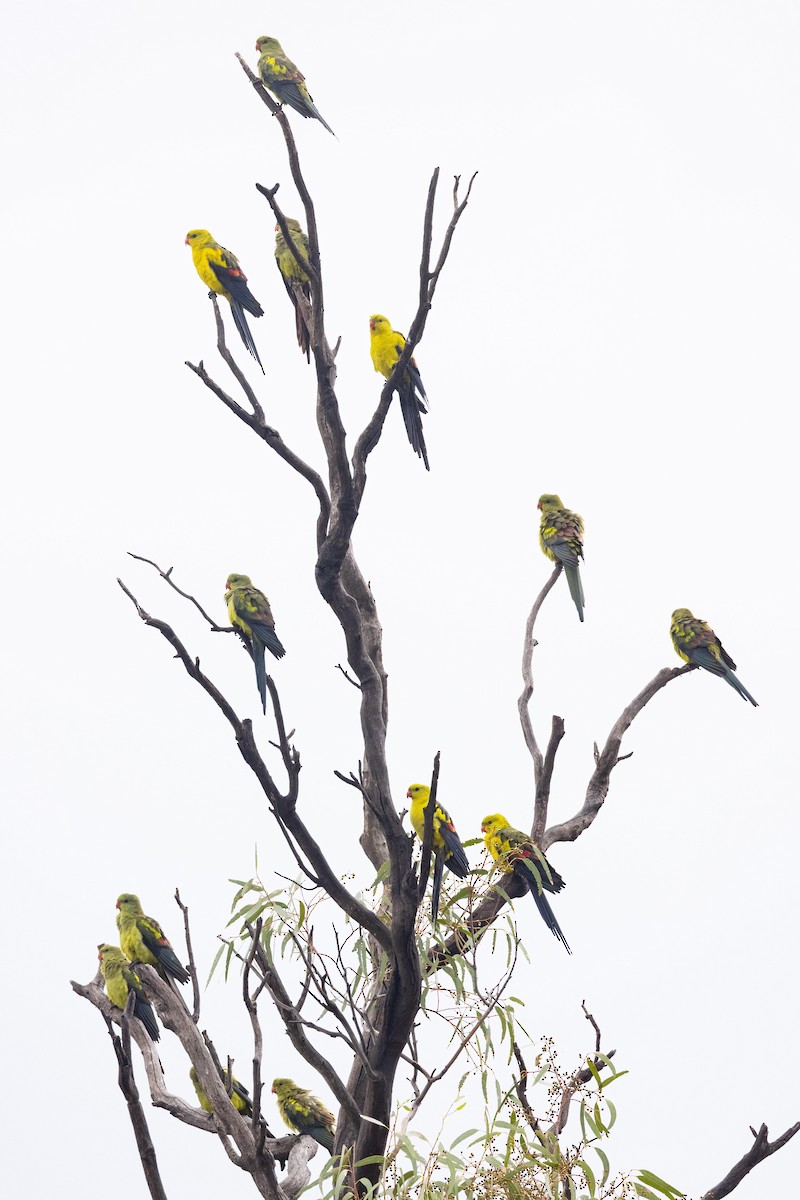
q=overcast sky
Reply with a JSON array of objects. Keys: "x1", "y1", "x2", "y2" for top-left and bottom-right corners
[{"x1": 2, "y1": 2, "x2": 798, "y2": 1196}]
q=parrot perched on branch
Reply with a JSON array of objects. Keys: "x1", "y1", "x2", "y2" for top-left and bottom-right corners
[
  {"x1": 407, "y1": 783, "x2": 470, "y2": 923},
  {"x1": 98, "y1": 943, "x2": 160, "y2": 1041},
  {"x1": 225, "y1": 573, "x2": 286, "y2": 714},
  {"x1": 115, "y1": 894, "x2": 190, "y2": 985},
  {"x1": 190, "y1": 1065, "x2": 253, "y2": 1119},
  {"x1": 255, "y1": 37, "x2": 335, "y2": 136},
  {"x1": 369, "y1": 313, "x2": 430, "y2": 470},
  {"x1": 670, "y1": 608, "x2": 758, "y2": 706},
  {"x1": 537, "y1": 494, "x2": 585, "y2": 622},
  {"x1": 275, "y1": 218, "x2": 312, "y2": 361},
  {"x1": 272, "y1": 1077, "x2": 335, "y2": 1152},
  {"x1": 481, "y1": 814, "x2": 571, "y2": 954},
  {"x1": 185, "y1": 229, "x2": 265, "y2": 372}
]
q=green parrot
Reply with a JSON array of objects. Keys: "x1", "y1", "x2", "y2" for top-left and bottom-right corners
[
  {"x1": 406, "y1": 783, "x2": 470, "y2": 923},
  {"x1": 275, "y1": 218, "x2": 312, "y2": 361},
  {"x1": 225, "y1": 573, "x2": 286, "y2": 714},
  {"x1": 537, "y1": 494, "x2": 585, "y2": 622},
  {"x1": 115, "y1": 894, "x2": 190, "y2": 986},
  {"x1": 670, "y1": 608, "x2": 758, "y2": 706},
  {"x1": 98, "y1": 943, "x2": 160, "y2": 1041},
  {"x1": 189, "y1": 1065, "x2": 253, "y2": 1119},
  {"x1": 481, "y1": 814, "x2": 571, "y2": 954},
  {"x1": 272, "y1": 1077, "x2": 335, "y2": 1152},
  {"x1": 255, "y1": 37, "x2": 335, "y2": 136}
]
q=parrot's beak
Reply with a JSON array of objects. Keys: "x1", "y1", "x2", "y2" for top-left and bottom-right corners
[{"x1": 184, "y1": 238, "x2": 190, "y2": 246}]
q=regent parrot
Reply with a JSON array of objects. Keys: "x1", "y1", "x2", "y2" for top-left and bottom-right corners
[
  {"x1": 275, "y1": 218, "x2": 312, "y2": 361},
  {"x1": 189, "y1": 1065, "x2": 253, "y2": 1119},
  {"x1": 369, "y1": 313, "x2": 430, "y2": 470},
  {"x1": 97, "y1": 943, "x2": 160, "y2": 1041},
  {"x1": 481, "y1": 813, "x2": 571, "y2": 954},
  {"x1": 670, "y1": 608, "x2": 758, "y2": 706},
  {"x1": 225, "y1": 573, "x2": 286, "y2": 714},
  {"x1": 185, "y1": 229, "x2": 265, "y2": 372},
  {"x1": 255, "y1": 37, "x2": 335, "y2": 136},
  {"x1": 115, "y1": 893, "x2": 190, "y2": 985},
  {"x1": 272, "y1": 1077, "x2": 335, "y2": 1152},
  {"x1": 407, "y1": 783, "x2": 470, "y2": 923},
  {"x1": 537, "y1": 494, "x2": 585, "y2": 622}
]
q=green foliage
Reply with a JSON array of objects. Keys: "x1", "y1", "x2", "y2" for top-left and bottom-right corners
[{"x1": 211, "y1": 867, "x2": 681, "y2": 1200}]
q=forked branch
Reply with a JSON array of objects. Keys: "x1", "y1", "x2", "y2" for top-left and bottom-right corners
[{"x1": 700, "y1": 1121, "x2": 800, "y2": 1199}]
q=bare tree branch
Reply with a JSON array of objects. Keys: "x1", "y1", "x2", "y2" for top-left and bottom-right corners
[
  {"x1": 543, "y1": 665, "x2": 693, "y2": 850},
  {"x1": 417, "y1": 753, "x2": 441, "y2": 910},
  {"x1": 351, "y1": 168, "x2": 477, "y2": 500},
  {"x1": 208, "y1": 292, "x2": 266, "y2": 423},
  {"x1": 108, "y1": 997, "x2": 170, "y2": 1200},
  {"x1": 700, "y1": 1122, "x2": 800, "y2": 1199},
  {"x1": 184, "y1": 359, "x2": 331, "y2": 546},
  {"x1": 117, "y1": 579, "x2": 392, "y2": 951}
]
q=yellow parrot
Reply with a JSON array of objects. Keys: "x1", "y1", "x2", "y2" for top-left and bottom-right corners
[
  {"x1": 369, "y1": 314, "x2": 429, "y2": 469},
  {"x1": 481, "y1": 813, "x2": 570, "y2": 953},
  {"x1": 185, "y1": 229, "x2": 264, "y2": 372},
  {"x1": 407, "y1": 784, "x2": 470, "y2": 922}
]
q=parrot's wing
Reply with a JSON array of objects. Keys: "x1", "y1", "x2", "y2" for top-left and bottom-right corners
[
  {"x1": 547, "y1": 538, "x2": 581, "y2": 569},
  {"x1": 406, "y1": 357, "x2": 428, "y2": 407},
  {"x1": 209, "y1": 258, "x2": 264, "y2": 318},
  {"x1": 715, "y1": 639, "x2": 738, "y2": 672},
  {"x1": 137, "y1": 917, "x2": 190, "y2": 984},
  {"x1": 438, "y1": 812, "x2": 469, "y2": 878},
  {"x1": 688, "y1": 644, "x2": 729, "y2": 677}
]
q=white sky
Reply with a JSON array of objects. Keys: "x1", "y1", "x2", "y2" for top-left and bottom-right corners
[{"x1": 1, "y1": 1, "x2": 798, "y2": 1196}]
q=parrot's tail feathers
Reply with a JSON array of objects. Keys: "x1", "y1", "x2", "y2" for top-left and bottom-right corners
[
  {"x1": 564, "y1": 564, "x2": 585, "y2": 622},
  {"x1": 136, "y1": 998, "x2": 161, "y2": 1042},
  {"x1": 430, "y1": 852, "x2": 444, "y2": 925},
  {"x1": 725, "y1": 670, "x2": 759, "y2": 707},
  {"x1": 281, "y1": 84, "x2": 336, "y2": 136},
  {"x1": 398, "y1": 387, "x2": 430, "y2": 470},
  {"x1": 295, "y1": 301, "x2": 311, "y2": 361},
  {"x1": 531, "y1": 890, "x2": 572, "y2": 955},
  {"x1": 230, "y1": 300, "x2": 265, "y2": 374},
  {"x1": 306, "y1": 101, "x2": 336, "y2": 137},
  {"x1": 253, "y1": 641, "x2": 268, "y2": 714}
]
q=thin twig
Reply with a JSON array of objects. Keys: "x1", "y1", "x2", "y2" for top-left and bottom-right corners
[
  {"x1": 335, "y1": 663, "x2": 362, "y2": 690},
  {"x1": 127, "y1": 554, "x2": 230, "y2": 631},
  {"x1": 174, "y1": 889, "x2": 200, "y2": 1023}
]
